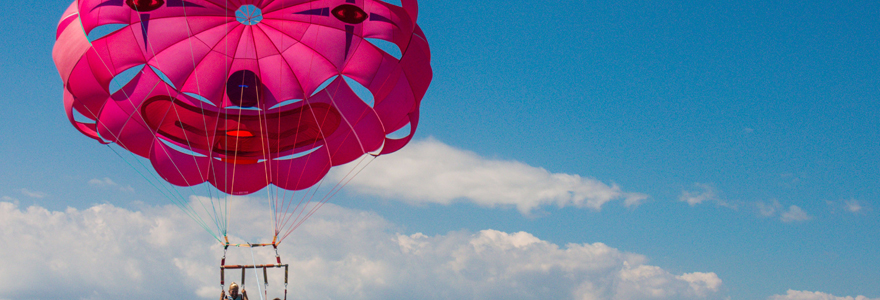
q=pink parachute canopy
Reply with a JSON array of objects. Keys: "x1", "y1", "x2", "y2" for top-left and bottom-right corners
[{"x1": 53, "y1": 0, "x2": 432, "y2": 195}]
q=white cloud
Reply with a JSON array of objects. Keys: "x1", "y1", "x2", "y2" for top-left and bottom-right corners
[
  {"x1": 679, "y1": 184, "x2": 729, "y2": 207},
  {"x1": 844, "y1": 200, "x2": 863, "y2": 213},
  {"x1": 758, "y1": 200, "x2": 780, "y2": 217},
  {"x1": 768, "y1": 290, "x2": 880, "y2": 300},
  {"x1": 89, "y1": 177, "x2": 135, "y2": 193},
  {"x1": 780, "y1": 205, "x2": 812, "y2": 223},
  {"x1": 756, "y1": 201, "x2": 812, "y2": 223},
  {"x1": 335, "y1": 138, "x2": 649, "y2": 214},
  {"x1": 0, "y1": 198, "x2": 723, "y2": 300},
  {"x1": 20, "y1": 188, "x2": 48, "y2": 198}
]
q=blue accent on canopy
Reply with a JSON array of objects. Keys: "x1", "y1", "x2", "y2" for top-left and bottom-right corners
[
  {"x1": 343, "y1": 75, "x2": 374, "y2": 107},
  {"x1": 269, "y1": 99, "x2": 303, "y2": 110},
  {"x1": 87, "y1": 23, "x2": 127, "y2": 42},
  {"x1": 158, "y1": 137, "x2": 207, "y2": 157},
  {"x1": 386, "y1": 122, "x2": 411, "y2": 140},
  {"x1": 183, "y1": 92, "x2": 217, "y2": 107},
  {"x1": 236, "y1": 5, "x2": 263, "y2": 25},
  {"x1": 311, "y1": 75, "x2": 338, "y2": 97},
  {"x1": 109, "y1": 64, "x2": 145, "y2": 94},
  {"x1": 365, "y1": 38, "x2": 402, "y2": 59},
  {"x1": 273, "y1": 146, "x2": 323, "y2": 161},
  {"x1": 149, "y1": 66, "x2": 177, "y2": 89}
]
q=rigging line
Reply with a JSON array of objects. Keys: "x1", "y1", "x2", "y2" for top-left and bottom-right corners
[
  {"x1": 243, "y1": 28, "x2": 277, "y2": 239},
  {"x1": 277, "y1": 168, "x2": 326, "y2": 240},
  {"x1": 249, "y1": 246, "x2": 266, "y2": 300},
  {"x1": 287, "y1": 155, "x2": 376, "y2": 239},
  {"x1": 276, "y1": 14, "x2": 326, "y2": 227},
  {"x1": 72, "y1": 66, "x2": 216, "y2": 237},
  {"x1": 178, "y1": 0, "x2": 227, "y2": 236},
  {"x1": 274, "y1": 106, "x2": 307, "y2": 234},
  {"x1": 282, "y1": 155, "x2": 373, "y2": 242},
  {"x1": 282, "y1": 72, "x2": 390, "y2": 236},
  {"x1": 272, "y1": 10, "x2": 338, "y2": 233},
  {"x1": 272, "y1": 13, "x2": 287, "y2": 233},
  {"x1": 275, "y1": 177, "x2": 317, "y2": 238},
  {"x1": 141, "y1": 4, "x2": 231, "y2": 237},
  {"x1": 85, "y1": 10, "x2": 224, "y2": 239},
  {"x1": 280, "y1": 69, "x2": 352, "y2": 223},
  {"x1": 166, "y1": 102, "x2": 225, "y2": 234},
  {"x1": 223, "y1": 39, "x2": 253, "y2": 236},
  {"x1": 242, "y1": 24, "x2": 298, "y2": 195},
  {"x1": 82, "y1": 109, "x2": 212, "y2": 236},
  {"x1": 305, "y1": 155, "x2": 376, "y2": 223},
  {"x1": 276, "y1": 79, "x2": 343, "y2": 236},
  {"x1": 222, "y1": 0, "x2": 230, "y2": 239},
  {"x1": 107, "y1": 144, "x2": 222, "y2": 241},
  {"x1": 280, "y1": 76, "x2": 373, "y2": 240},
  {"x1": 141, "y1": 67, "x2": 223, "y2": 234}
]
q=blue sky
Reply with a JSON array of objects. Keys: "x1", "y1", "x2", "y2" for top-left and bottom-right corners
[{"x1": 1, "y1": 0, "x2": 878, "y2": 299}]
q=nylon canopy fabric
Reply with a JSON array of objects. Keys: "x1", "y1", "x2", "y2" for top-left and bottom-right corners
[{"x1": 53, "y1": 0, "x2": 432, "y2": 195}]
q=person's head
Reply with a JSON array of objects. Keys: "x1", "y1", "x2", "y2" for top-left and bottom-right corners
[
  {"x1": 228, "y1": 283, "x2": 239, "y2": 296},
  {"x1": 273, "y1": 298, "x2": 281, "y2": 300}
]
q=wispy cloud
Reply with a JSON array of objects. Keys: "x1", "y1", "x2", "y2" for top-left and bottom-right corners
[
  {"x1": 756, "y1": 201, "x2": 812, "y2": 223},
  {"x1": 780, "y1": 206, "x2": 811, "y2": 223},
  {"x1": 335, "y1": 138, "x2": 648, "y2": 214},
  {"x1": 20, "y1": 188, "x2": 48, "y2": 198},
  {"x1": 679, "y1": 183, "x2": 735, "y2": 208},
  {"x1": 768, "y1": 289, "x2": 880, "y2": 300},
  {"x1": 757, "y1": 201, "x2": 780, "y2": 217},
  {"x1": 0, "y1": 197, "x2": 723, "y2": 300},
  {"x1": 89, "y1": 177, "x2": 135, "y2": 193},
  {"x1": 845, "y1": 200, "x2": 863, "y2": 213},
  {"x1": 825, "y1": 199, "x2": 868, "y2": 215}
]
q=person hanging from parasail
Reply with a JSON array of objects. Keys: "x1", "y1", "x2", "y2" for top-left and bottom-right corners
[{"x1": 220, "y1": 282, "x2": 248, "y2": 300}]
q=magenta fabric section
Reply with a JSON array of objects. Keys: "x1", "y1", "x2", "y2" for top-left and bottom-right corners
[{"x1": 54, "y1": 0, "x2": 432, "y2": 194}]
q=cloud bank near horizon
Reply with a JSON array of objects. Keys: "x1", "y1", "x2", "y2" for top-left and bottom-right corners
[
  {"x1": 0, "y1": 198, "x2": 722, "y2": 300},
  {"x1": 768, "y1": 290, "x2": 880, "y2": 300},
  {"x1": 334, "y1": 138, "x2": 648, "y2": 214}
]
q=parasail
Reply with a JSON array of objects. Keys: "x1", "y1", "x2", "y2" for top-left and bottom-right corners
[{"x1": 53, "y1": 0, "x2": 431, "y2": 296}]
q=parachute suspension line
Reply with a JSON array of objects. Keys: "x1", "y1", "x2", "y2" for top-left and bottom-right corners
[
  {"x1": 78, "y1": 105, "x2": 210, "y2": 238},
  {"x1": 83, "y1": 4, "x2": 228, "y2": 241},
  {"x1": 220, "y1": 0, "x2": 231, "y2": 241},
  {"x1": 281, "y1": 155, "x2": 376, "y2": 242},
  {"x1": 245, "y1": 45, "x2": 277, "y2": 242},
  {"x1": 176, "y1": 0, "x2": 229, "y2": 239},
  {"x1": 277, "y1": 77, "x2": 370, "y2": 241},
  {"x1": 77, "y1": 65, "x2": 221, "y2": 241},
  {"x1": 249, "y1": 246, "x2": 266, "y2": 300},
  {"x1": 274, "y1": 93, "x2": 310, "y2": 236},
  {"x1": 223, "y1": 64, "x2": 252, "y2": 238},
  {"x1": 106, "y1": 144, "x2": 221, "y2": 242},
  {"x1": 272, "y1": 0, "x2": 291, "y2": 239},
  {"x1": 276, "y1": 63, "x2": 350, "y2": 239},
  {"x1": 166, "y1": 104, "x2": 227, "y2": 235},
  {"x1": 273, "y1": 23, "x2": 328, "y2": 241},
  {"x1": 276, "y1": 20, "x2": 329, "y2": 236},
  {"x1": 140, "y1": 21, "x2": 228, "y2": 239}
]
